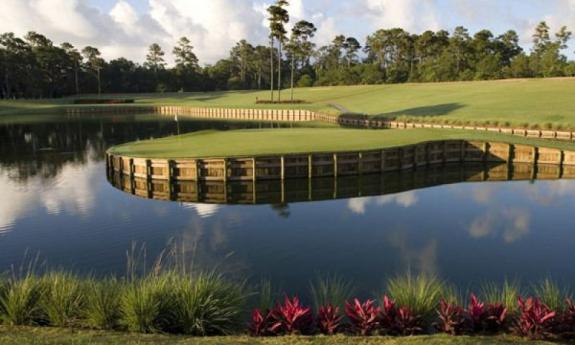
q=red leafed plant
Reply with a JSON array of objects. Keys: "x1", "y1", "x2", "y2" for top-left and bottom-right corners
[
  {"x1": 379, "y1": 295, "x2": 398, "y2": 334},
  {"x1": 436, "y1": 299, "x2": 467, "y2": 335},
  {"x1": 379, "y1": 295, "x2": 423, "y2": 336},
  {"x1": 248, "y1": 309, "x2": 276, "y2": 336},
  {"x1": 317, "y1": 304, "x2": 343, "y2": 335},
  {"x1": 345, "y1": 298, "x2": 381, "y2": 336},
  {"x1": 515, "y1": 296, "x2": 556, "y2": 339},
  {"x1": 554, "y1": 299, "x2": 575, "y2": 338},
  {"x1": 483, "y1": 302, "x2": 508, "y2": 333},
  {"x1": 269, "y1": 296, "x2": 313, "y2": 335},
  {"x1": 394, "y1": 306, "x2": 424, "y2": 336},
  {"x1": 467, "y1": 293, "x2": 486, "y2": 332}
]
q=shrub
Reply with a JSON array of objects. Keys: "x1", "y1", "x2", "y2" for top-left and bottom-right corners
[
  {"x1": 556, "y1": 299, "x2": 575, "y2": 338},
  {"x1": 317, "y1": 304, "x2": 343, "y2": 335},
  {"x1": 345, "y1": 298, "x2": 380, "y2": 336},
  {"x1": 0, "y1": 275, "x2": 44, "y2": 325},
  {"x1": 270, "y1": 296, "x2": 313, "y2": 335},
  {"x1": 514, "y1": 296, "x2": 556, "y2": 339},
  {"x1": 73, "y1": 99, "x2": 134, "y2": 104},
  {"x1": 485, "y1": 302, "x2": 508, "y2": 333},
  {"x1": 379, "y1": 295, "x2": 423, "y2": 336},
  {"x1": 297, "y1": 74, "x2": 314, "y2": 88},
  {"x1": 172, "y1": 272, "x2": 246, "y2": 335},
  {"x1": 120, "y1": 275, "x2": 170, "y2": 333},
  {"x1": 84, "y1": 278, "x2": 123, "y2": 330},
  {"x1": 249, "y1": 308, "x2": 275, "y2": 336},
  {"x1": 467, "y1": 293, "x2": 508, "y2": 334},
  {"x1": 40, "y1": 272, "x2": 85, "y2": 327},
  {"x1": 309, "y1": 275, "x2": 355, "y2": 311},
  {"x1": 379, "y1": 295, "x2": 397, "y2": 334},
  {"x1": 482, "y1": 279, "x2": 522, "y2": 313},
  {"x1": 436, "y1": 299, "x2": 466, "y2": 335},
  {"x1": 532, "y1": 279, "x2": 569, "y2": 312},
  {"x1": 386, "y1": 273, "x2": 445, "y2": 321},
  {"x1": 394, "y1": 306, "x2": 424, "y2": 335}
]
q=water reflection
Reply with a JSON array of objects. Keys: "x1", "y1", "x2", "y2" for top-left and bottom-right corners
[
  {"x1": 1, "y1": 114, "x2": 575, "y2": 294},
  {"x1": 106, "y1": 162, "x2": 572, "y2": 206}
]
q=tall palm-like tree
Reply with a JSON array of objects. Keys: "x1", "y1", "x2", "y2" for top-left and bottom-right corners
[
  {"x1": 267, "y1": 0, "x2": 289, "y2": 102},
  {"x1": 81, "y1": 46, "x2": 104, "y2": 96},
  {"x1": 288, "y1": 20, "x2": 316, "y2": 100},
  {"x1": 61, "y1": 42, "x2": 82, "y2": 95}
]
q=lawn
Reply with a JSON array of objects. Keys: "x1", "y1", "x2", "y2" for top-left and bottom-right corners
[
  {"x1": 0, "y1": 327, "x2": 561, "y2": 345},
  {"x1": 2, "y1": 78, "x2": 575, "y2": 128},
  {"x1": 108, "y1": 127, "x2": 575, "y2": 159}
]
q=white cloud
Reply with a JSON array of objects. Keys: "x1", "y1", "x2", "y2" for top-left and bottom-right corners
[
  {"x1": 1, "y1": 0, "x2": 573, "y2": 65},
  {"x1": 468, "y1": 207, "x2": 531, "y2": 243},
  {"x1": 181, "y1": 203, "x2": 220, "y2": 218},
  {"x1": 364, "y1": 0, "x2": 440, "y2": 33},
  {"x1": 0, "y1": 156, "x2": 100, "y2": 234},
  {"x1": 347, "y1": 191, "x2": 418, "y2": 214}
]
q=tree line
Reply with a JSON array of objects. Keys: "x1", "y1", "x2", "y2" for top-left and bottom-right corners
[{"x1": 0, "y1": 0, "x2": 573, "y2": 99}]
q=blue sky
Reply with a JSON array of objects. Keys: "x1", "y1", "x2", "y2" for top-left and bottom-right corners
[{"x1": 1, "y1": 0, "x2": 574, "y2": 64}]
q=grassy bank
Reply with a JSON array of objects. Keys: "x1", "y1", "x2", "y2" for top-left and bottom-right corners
[
  {"x1": 108, "y1": 128, "x2": 575, "y2": 159},
  {"x1": 2, "y1": 78, "x2": 575, "y2": 128},
  {"x1": 0, "y1": 327, "x2": 560, "y2": 345}
]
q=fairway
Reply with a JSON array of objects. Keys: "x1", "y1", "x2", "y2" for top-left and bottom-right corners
[
  {"x1": 3, "y1": 78, "x2": 575, "y2": 129},
  {"x1": 109, "y1": 128, "x2": 575, "y2": 158}
]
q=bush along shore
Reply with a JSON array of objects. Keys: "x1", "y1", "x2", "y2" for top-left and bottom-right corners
[{"x1": 1, "y1": 271, "x2": 575, "y2": 342}]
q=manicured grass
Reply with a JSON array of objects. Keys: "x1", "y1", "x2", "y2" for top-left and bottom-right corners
[
  {"x1": 0, "y1": 327, "x2": 561, "y2": 345},
  {"x1": 108, "y1": 128, "x2": 575, "y2": 159},
  {"x1": 2, "y1": 78, "x2": 575, "y2": 128}
]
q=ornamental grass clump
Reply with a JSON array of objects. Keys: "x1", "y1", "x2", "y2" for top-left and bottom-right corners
[
  {"x1": 386, "y1": 273, "x2": 445, "y2": 322},
  {"x1": 0, "y1": 274, "x2": 44, "y2": 326},
  {"x1": 532, "y1": 279, "x2": 569, "y2": 313},
  {"x1": 120, "y1": 274, "x2": 172, "y2": 333},
  {"x1": 171, "y1": 272, "x2": 246, "y2": 335},
  {"x1": 39, "y1": 271, "x2": 85, "y2": 327},
  {"x1": 481, "y1": 279, "x2": 522, "y2": 313},
  {"x1": 84, "y1": 278, "x2": 123, "y2": 330},
  {"x1": 309, "y1": 275, "x2": 355, "y2": 311}
]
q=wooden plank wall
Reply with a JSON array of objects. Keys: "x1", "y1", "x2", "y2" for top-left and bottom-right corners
[{"x1": 107, "y1": 140, "x2": 575, "y2": 185}]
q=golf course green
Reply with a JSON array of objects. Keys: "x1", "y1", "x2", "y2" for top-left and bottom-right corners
[
  {"x1": 3, "y1": 78, "x2": 575, "y2": 129},
  {"x1": 108, "y1": 128, "x2": 575, "y2": 159}
]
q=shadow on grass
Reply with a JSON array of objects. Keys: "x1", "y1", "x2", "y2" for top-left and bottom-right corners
[{"x1": 373, "y1": 103, "x2": 465, "y2": 119}]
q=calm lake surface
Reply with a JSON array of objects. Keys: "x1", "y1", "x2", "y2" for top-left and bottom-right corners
[{"x1": 1, "y1": 113, "x2": 575, "y2": 295}]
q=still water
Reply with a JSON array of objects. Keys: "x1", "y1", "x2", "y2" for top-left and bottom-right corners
[{"x1": 1, "y1": 113, "x2": 575, "y2": 295}]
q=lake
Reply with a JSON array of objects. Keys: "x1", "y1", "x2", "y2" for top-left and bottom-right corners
[{"x1": 1, "y1": 113, "x2": 575, "y2": 296}]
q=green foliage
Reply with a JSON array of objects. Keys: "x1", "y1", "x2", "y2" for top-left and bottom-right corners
[
  {"x1": 531, "y1": 279, "x2": 570, "y2": 312},
  {"x1": 39, "y1": 272, "x2": 85, "y2": 327},
  {"x1": 171, "y1": 272, "x2": 246, "y2": 335},
  {"x1": 309, "y1": 275, "x2": 356, "y2": 311},
  {"x1": 256, "y1": 279, "x2": 274, "y2": 311},
  {"x1": 297, "y1": 74, "x2": 313, "y2": 87},
  {"x1": 481, "y1": 279, "x2": 523, "y2": 313},
  {"x1": 84, "y1": 278, "x2": 123, "y2": 330},
  {"x1": 386, "y1": 273, "x2": 446, "y2": 320},
  {"x1": 0, "y1": 275, "x2": 44, "y2": 326},
  {"x1": 120, "y1": 274, "x2": 172, "y2": 333}
]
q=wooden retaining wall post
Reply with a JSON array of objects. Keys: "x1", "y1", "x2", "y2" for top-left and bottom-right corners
[
  {"x1": 333, "y1": 153, "x2": 338, "y2": 178},
  {"x1": 223, "y1": 159, "x2": 229, "y2": 182},
  {"x1": 280, "y1": 156, "x2": 285, "y2": 180},
  {"x1": 308, "y1": 154, "x2": 313, "y2": 178}
]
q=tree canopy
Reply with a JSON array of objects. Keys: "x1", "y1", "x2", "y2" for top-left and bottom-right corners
[{"x1": 0, "y1": 20, "x2": 573, "y2": 99}]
